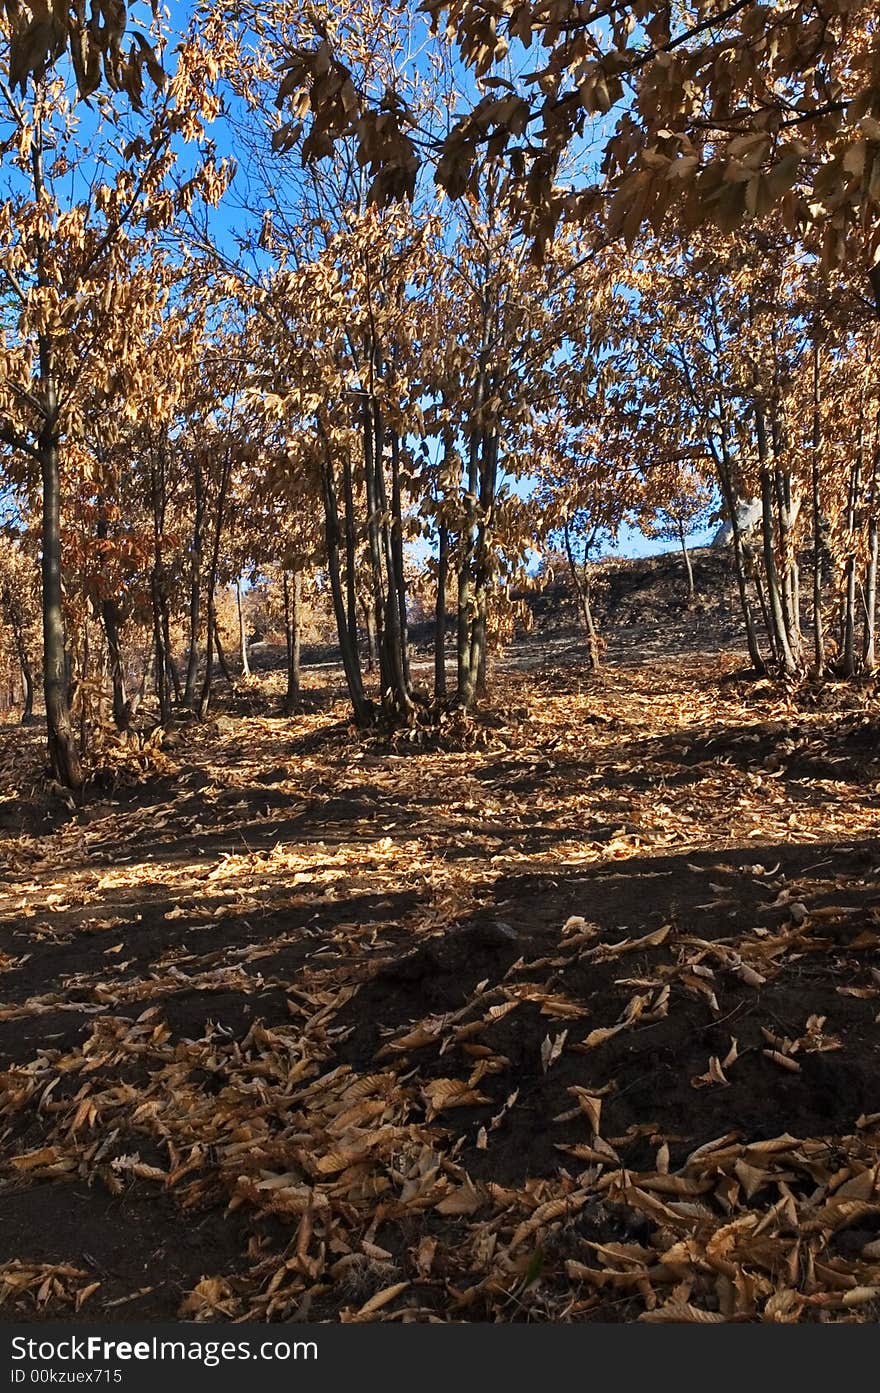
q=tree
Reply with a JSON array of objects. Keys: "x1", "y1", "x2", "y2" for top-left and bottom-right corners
[
  {"x1": 0, "y1": 28, "x2": 227, "y2": 784},
  {"x1": 641, "y1": 466, "x2": 715, "y2": 603}
]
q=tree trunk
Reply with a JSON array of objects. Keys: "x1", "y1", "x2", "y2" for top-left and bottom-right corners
[
  {"x1": 198, "y1": 446, "x2": 233, "y2": 719},
  {"x1": 841, "y1": 428, "x2": 862, "y2": 678},
  {"x1": 17, "y1": 638, "x2": 34, "y2": 723},
  {"x1": 236, "y1": 581, "x2": 250, "y2": 677},
  {"x1": 434, "y1": 522, "x2": 448, "y2": 701},
  {"x1": 756, "y1": 408, "x2": 797, "y2": 676},
  {"x1": 213, "y1": 615, "x2": 232, "y2": 683},
  {"x1": 318, "y1": 429, "x2": 372, "y2": 726},
  {"x1": 41, "y1": 434, "x2": 82, "y2": 788},
  {"x1": 456, "y1": 547, "x2": 472, "y2": 698},
  {"x1": 151, "y1": 578, "x2": 171, "y2": 724},
  {"x1": 30, "y1": 116, "x2": 81, "y2": 788},
  {"x1": 199, "y1": 612, "x2": 214, "y2": 717},
  {"x1": 363, "y1": 392, "x2": 412, "y2": 717},
  {"x1": 96, "y1": 507, "x2": 130, "y2": 730},
  {"x1": 811, "y1": 342, "x2": 825, "y2": 673},
  {"x1": 456, "y1": 369, "x2": 483, "y2": 707},
  {"x1": 283, "y1": 568, "x2": 302, "y2": 709},
  {"x1": 78, "y1": 620, "x2": 91, "y2": 756},
  {"x1": 864, "y1": 423, "x2": 879, "y2": 674},
  {"x1": 710, "y1": 420, "x2": 765, "y2": 674},
  {"x1": 563, "y1": 519, "x2": 601, "y2": 672},
  {"x1": 342, "y1": 452, "x2": 359, "y2": 654},
  {"x1": 362, "y1": 599, "x2": 377, "y2": 673},
  {"x1": 388, "y1": 431, "x2": 411, "y2": 691},
  {"x1": 161, "y1": 598, "x2": 180, "y2": 704},
  {"x1": 679, "y1": 524, "x2": 695, "y2": 602},
  {"x1": 101, "y1": 599, "x2": 129, "y2": 730},
  {"x1": 6, "y1": 602, "x2": 36, "y2": 725},
  {"x1": 184, "y1": 463, "x2": 204, "y2": 708},
  {"x1": 131, "y1": 642, "x2": 152, "y2": 721},
  {"x1": 864, "y1": 519, "x2": 878, "y2": 674}
]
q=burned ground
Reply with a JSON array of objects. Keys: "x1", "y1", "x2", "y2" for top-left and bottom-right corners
[{"x1": 1, "y1": 572, "x2": 879, "y2": 1323}]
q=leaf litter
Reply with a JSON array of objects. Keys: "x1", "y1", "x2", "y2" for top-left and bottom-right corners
[{"x1": 0, "y1": 648, "x2": 879, "y2": 1322}]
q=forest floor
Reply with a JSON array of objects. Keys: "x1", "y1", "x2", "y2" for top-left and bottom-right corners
[{"x1": 1, "y1": 566, "x2": 879, "y2": 1323}]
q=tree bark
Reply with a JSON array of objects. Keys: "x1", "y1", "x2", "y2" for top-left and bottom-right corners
[
  {"x1": 319, "y1": 428, "x2": 372, "y2": 726},
  {"x1": 184, "y1": 462, "x2": 204, "y2": 708},
  {"x1": 198, "y1": 445, "x2": 233, "y2": 718},
  {"x1": 96, "y1": 510, "x2": 130, "y2": 730},
  {"x1": 434, "y1": 521, "x2": 449, "y2": 701},
  {"x1": 679, "y1": 524, "x2": 695, "y2": 602},
  {"x1": 841, "y1": 426, "x2": 862, "y2": 678},
  {"x1": 811, "y1": 340, "x2": 825, "y2": 673},
  {"x1": 20, "y1": 656, "x2": 34, "y2": 722},
  {"x1": 563, "y1": 519, "x2": 601, "y2": 672},
  {"x1": 361, "y1": 598, "x2": 377, "y2": 672},
  {"x1": 236, "y1": 580, "x2": 250, "y2": 677},
  {"x1": 283, "y1": 568, "x2": 302, "y2": 709},
  {"x1": 32, "y1": 117, "x2": 81, "y2": 788},
  {"x1": 864, "y1": 422, "x2": 879, "y2": 674},
  {"x1": 864, "y1": 519, "x2": 878, "y2": 674},
  {"x1": 40, "y1": 433, "x2": 82, "y2": 787},
  {"x1": 756, "y1": 408, "x2": 798, "y2": 676},
  {"x1": 14, "y1": 626, "x2": 34, "y2": 724},
  {"x1": 151, "y1": 577, "x2": 171, "y2": 724}
]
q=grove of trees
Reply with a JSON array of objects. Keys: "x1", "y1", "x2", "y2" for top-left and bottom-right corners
[{"x1": 1, "y1": 0, "x2": 879, "y2": 790}]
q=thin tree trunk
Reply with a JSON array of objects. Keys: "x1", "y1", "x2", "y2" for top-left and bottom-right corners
[
  {"x1": 563, "y1": 519, "x2": 600, "y2": 671},
  {"x1": 213, "y1": 615, "x2": 232, "y2": 683},
  {"x1": 342, "y1": 453, "x2": 359, "y2": 652},
  {"x1": 78, "y1": 621, "x2": 90, "y2": 756},
  {"x1": 199, "y1": 446, "x2": 233, "y2": 718},
  {"x1": 20, "y1": 658, "x2": 34, "y2": 722},
  {"x1": 41, "y1": 434, "x2": 82, "y2": 787},
  {"x1": 756, "y1": 407, "x2": 797, "y2": 675},
  {"x1": 864, "y1": 521, "x2": 878, "y2": 674},
  {"x1": 283, "y1": 568, "x2": 302, "y2": 709},
  {"x1": 468, "y1": 428, "x2": 501, "y2": 704},
  {"x1": 361, "y1": 599, "x2": 377, "y2": 672},
  {"x1": 318, "y1": 428, "x2": 372, "y2": 726},
  {"x1": 96, "y1": 506, "x2": 130, "y2": 730},
  {"x1": 456, "y1": 548, "x2": 471, "y2": 697},
  {"x1": 236, "y1": 581, "x2": 250, "y2": 677},
  {"x1": 709, "y1": 412, "x2": 765, "y2": 674},
  {"x1": 362, "y1": 395, "x2": 391, "y2": 696},
  {"x1": 131, "y1": 643, "x2": 152, "y2": 721},
  {"x1": 200, "y1": 614, "x2": 215, "y2": 716},
  {"x1": 161, "y1": 598, "x2": 180, "y2": 704},
  {"x1": 679, "y1": 523, "x2": 695, "y2": 602},
  {"x1": 389, "y1": 431, "x2": 411, "y2": 690},
  {"x1": 750, "y1": 554, "x2": 778, "y2": 665},
  {"x1": 811, "y1": 340, "x2": 826, "y2": 673},
  {"x1": 456, "y1": 369, "x2": 484, "y2": 704},
  {"x1": 864, "y1": 421, "x2": 879, "y2": 674},
  {"x1": 151, "y1": 579, "x2": 171, "y2": 724},
  {"x1": 184, "y1": 463, "x2": 204, "y2": 709},
  {"x1": 100, "y1": 599, "x2": 129, "y2": 730},
  {"x1": 772, "y1": 456, "x2": 801, "y2": 660},
  {"x1": 434, "y1": 521, "x2": 449, "y2": 701},
  {"x1": 14, "y1": 625, "x2": 34, "y2": 724},
  {"x1": 842, "y1": 427, "x2": 862, "y2": 678}
]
